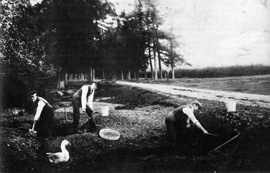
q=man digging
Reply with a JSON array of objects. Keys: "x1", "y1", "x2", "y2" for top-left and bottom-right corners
[
  {"x1": 165, "y1": 100, "x2": 211, "y2": 150},
  {"x1": 72, "y1": 82, "x2": 97, "y2": 134},
  {"x1": 29, "y1": 91, "x2": 54, "y2": 139}
]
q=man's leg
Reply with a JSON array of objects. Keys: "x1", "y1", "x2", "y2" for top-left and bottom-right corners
[
  {"x1": 72, "y1": 97, "x2": 81, "y2": 132},
  {"x1": 46, "y1": 107, "x2": 54, "y2": 138},
  {"x1": 165, "y1": 118, "x2": 177, "y2": 142},
  {"x1": 85, "y1": 106, "x2": 97, "y2": 133}
]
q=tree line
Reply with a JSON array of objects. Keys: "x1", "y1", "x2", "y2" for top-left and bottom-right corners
[{"x1": 0, "y1": 0, "x2": 185, "y2": 108}]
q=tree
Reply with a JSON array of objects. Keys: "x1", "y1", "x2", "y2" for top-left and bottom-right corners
[
  {"x1": 40, "y1": 0, "x2": 115, "y2": 87},
  {"x1": 161, "y1": 33, "x2": 185, "y2": 79},
  {"x1": 1, "y1": 0, "x2": 53, "y2": 108}
]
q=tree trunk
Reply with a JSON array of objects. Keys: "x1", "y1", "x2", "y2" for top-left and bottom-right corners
[
  {"x1": 169, "y1": 36, "x2": 175, "y2": 79},
  {"x1": 148, "y1": 42, "x2": 153, "y2": 79},
  {"x1": 127, "y1": 71, "x2": 131, "y2": 80},
  {"x1": 80, "y1": 71, "x2": 84, "y2": 80},
  {"x1": 65, "y1": 73, "x2": 68, "y2": 84},
  {"x1": 92, "y1": 68, "x2": 95, "y2": 81},
  {"x1": 153, "y1": 41, "x2": 157, "y2": 80},
  {"x1": 157, "y1": 39, "x2": 163, "y2": 79},
  {"x1": 133, "y1": 71, "x2": 135, "y2": 79},
  {"x1": 57, "y1": 66, "x2": 65, "y2": 89},
  {"x1": 56, "y1": 66, "x2": 61, "y2": 88},
  {"x1": 171, "y1": 63, "x2": 175, "y2": 79},
  {"x1": 121, "y1": 70, "x2": 124, "y2": 80},
  {"x1": 89, "y1": 67, "x2": 93, "y2": 81},
  {"x1": 144, "y1": 69, "x2": 147, "y2": 79}
]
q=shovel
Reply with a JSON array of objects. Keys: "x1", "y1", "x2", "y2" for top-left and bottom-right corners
[
  {"x1": 209, "y1": 129, "x2": 240, "y2": 153},
  {"x1": 29, "y1": 121, "x2": 37, "y2": 136},
  {"x1": 206, "y1": 133, "x2": 218, "y2": 137}
]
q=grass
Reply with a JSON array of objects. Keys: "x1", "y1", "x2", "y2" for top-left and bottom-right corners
[{"x1": 128, "y1": 74, "x2": 270, "y2": 95}]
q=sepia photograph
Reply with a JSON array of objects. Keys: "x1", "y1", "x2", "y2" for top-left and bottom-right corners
[{"x1": 0, "y1": 0, "x2": 270, "y2": 172}]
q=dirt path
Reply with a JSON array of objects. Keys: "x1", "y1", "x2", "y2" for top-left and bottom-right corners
[{"x1": 116, "y1": 81, "x2": 270, "y2": 108}]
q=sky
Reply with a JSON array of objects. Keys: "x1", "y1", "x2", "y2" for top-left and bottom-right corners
[
  {"x1": 30, "y1": 0, "x2": 270, "y2": 68},
  {"x1": 109, "y1": 0, "x2": 270, "y2": 68}
]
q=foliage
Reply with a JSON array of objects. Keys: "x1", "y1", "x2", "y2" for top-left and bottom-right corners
[
  {"x1": 174, "y1": 65, "x2": 270, "y2": 78},
  {"x1": 0, "y1": 0, "x2": 55, "y2": 108},
  {"x1": 41, "y1": 0, "x2": 116, "y2": 74},
  {"x1": 1, "y1": 0, "x2": 53, "y2": 79},
  {"x1": 99, "y1": 0, "x2": 185, "y2": 79}
]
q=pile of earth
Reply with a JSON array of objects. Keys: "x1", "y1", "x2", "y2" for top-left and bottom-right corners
[{"x1": 1, "y1": 81, "x2": 270, "y2": 172}]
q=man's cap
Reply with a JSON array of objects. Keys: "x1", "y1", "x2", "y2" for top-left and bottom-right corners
[
  {"x1": 29, "y1": 90, "x2": 37, "y2": 96},
  {"x1": 192, "y1": 100, "x2": 203, "y2": 109}
]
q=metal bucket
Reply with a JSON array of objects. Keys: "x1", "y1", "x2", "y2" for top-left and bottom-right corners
[
  {"x1": 225, "y1": 101, "x2": 237, "y2": 112},
  {"x1": 100, "y1": 106, "x2": 109, "y2": 116}
]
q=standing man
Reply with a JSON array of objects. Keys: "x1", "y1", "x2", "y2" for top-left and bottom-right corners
[
  {"x1": 30, "y1": 91, "x2": 54, "y2": 138},
  {"x1": 165, "y1": 100, "x2": 210, "y2": 144},
  {"x1": 72, "y1": 83, "x2": 97, "y2": 133}
]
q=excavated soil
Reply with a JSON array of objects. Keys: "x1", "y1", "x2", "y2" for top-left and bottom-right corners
[{"x1": 1, "y1": 81, "x2": 270, "y2": 172}]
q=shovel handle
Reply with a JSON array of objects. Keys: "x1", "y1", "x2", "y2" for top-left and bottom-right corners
[
  {"x1": 32, "y1": 121, "x2": 36, "y2": 130},
  {"x1": 207, "y1": 133, "x2": 218, "y2": 137}
]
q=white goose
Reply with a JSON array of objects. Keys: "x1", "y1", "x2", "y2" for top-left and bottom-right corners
[{"x1": 46, "y1": 140, "x2": 71, "y2": 164}]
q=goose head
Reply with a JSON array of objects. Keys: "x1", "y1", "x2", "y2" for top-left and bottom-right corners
[
  {"x1": 62, "y1": 139, "x2": 71, "y2": 146},
  {"x1": 61, "y1": 140, "x2": 71, "y2": 150}
]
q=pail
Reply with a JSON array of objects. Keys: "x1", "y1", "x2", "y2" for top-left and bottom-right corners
[
  {"x1": 100, "y1": 106, "x2": 109, "y2": 116},
  {"x1": 225, "y1": 101, "x2": 237, "y2": 112}
]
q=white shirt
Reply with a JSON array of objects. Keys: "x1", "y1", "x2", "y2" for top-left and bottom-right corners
[
  {"x1": 182, "y1": 105, "x2": 199, "y2": 126},
  {"x1": 34, "y1": 100, "x2": 45, "y2": 121},
  {"x1": 81, "y1": 85, "x2": 95, "y2": 111}
]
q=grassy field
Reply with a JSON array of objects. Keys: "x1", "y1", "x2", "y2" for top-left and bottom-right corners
[{"x1": 131, "y1": 75, "x2": 270, "y2": 95}]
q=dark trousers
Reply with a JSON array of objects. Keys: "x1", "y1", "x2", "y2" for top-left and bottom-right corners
[
  {"x1": 165, "y1": 118, "x2": 196, "y2": 144},
  {"x1": 72, "y1": 97, "x2": 97, "y2": 132},
  {"x1": 36, "y1": 106, "x2": 54, "y2": 138}
]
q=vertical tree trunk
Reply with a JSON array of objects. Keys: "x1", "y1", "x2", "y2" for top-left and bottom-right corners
[
  {"x1": 57, "y1": 66, "x2": 65, "y2": 89},
  {"x1": 153, "y1": 41, "x2": 157, "y2": 80},
  {"x1": 148, "y1": 42, "x2": 153, "y2": 79},
  {"x1": 80, "y1": 71, "x2": 84, "y2": 80},
  {"x1": 65, "y1": 72, "x2": 68, "y2": 84},
  {"x1": 157, "y1": 39, "x2": 163, "y2": 79},
  {"x1": 121, "y1": 70, "x2": 124, "y2": 80},
  {"x1": 56, "y1": 66, "x2": 61, "y2": 88},
  {"x1": 92, "y1": 68, "x2": 95, "y2": 81},
  {"x1": 127, "y1": 71, "x2": 131, "y2": 80},
  {"x1": 144, "y1": 69, "x2": 147, "y2": 79},
  {"x1": 169, "y1": 36, "x2": 175, "y2": 79},
  {"x1": 90, "y1": 67, "x2": 93, "y2": 81},
  {"x1": 171, "y1": 63, "x2": 175, "y2": 79}
]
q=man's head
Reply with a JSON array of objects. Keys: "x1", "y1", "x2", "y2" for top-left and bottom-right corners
[
  {"x1": 191, "y1": 100, "x2": 203, "y2": 111},
  {"x1": 29, "y1": 90, "x2": 37, "y2": 102},
  {"x1": 91, "y1": 83, "x2": 97, "y2": 90}
]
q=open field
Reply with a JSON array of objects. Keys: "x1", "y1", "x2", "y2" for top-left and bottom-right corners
[{"x1": 133, "y1": 74, "x2": 270, "y2": 95}]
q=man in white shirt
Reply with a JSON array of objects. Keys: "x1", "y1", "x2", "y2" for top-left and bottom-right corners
[
  {"x1": 72, "y1": 83, "x2": 97, "y2": 133},
  {"x1": 165, "y1": 100, "x2": 210, "y2": 143},
  {"x1": 30, "y1": 91, "x2": 54, "y2": 138}
]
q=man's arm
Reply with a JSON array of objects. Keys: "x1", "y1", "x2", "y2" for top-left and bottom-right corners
[
  {"x1": 87, "y1": 89, "x2": 95, "y2": 110},
  {"x1": 183, "y1": 107, "x2": 208, "y2": 134},
  {"x1": 81, "y1": 86, "x2": 88, "y2": 111},
  {"x1": 193, "y1": 121, "x2": 208, "y2": 134},
  {"x1": 34, "y1": 100, "x2": 45, "y2": 121}
]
